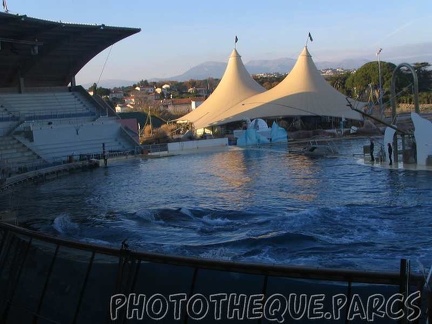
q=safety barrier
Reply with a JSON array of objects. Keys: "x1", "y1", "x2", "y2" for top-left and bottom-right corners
[{"x1": 0, "y1": 222, "x2": 429, "y2": 323}]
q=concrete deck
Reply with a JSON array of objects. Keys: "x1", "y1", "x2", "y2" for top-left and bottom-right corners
[{"x1": 358, "y1": 158, "x2": 432, "y2": 171}]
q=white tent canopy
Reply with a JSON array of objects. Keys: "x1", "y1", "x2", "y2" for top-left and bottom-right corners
[
  {"x1": 194, "y1": 46, "x2": 363, "y2": 128},
  {"x1": 177, "y1": 49, "x2": 265, "y2": 130}
]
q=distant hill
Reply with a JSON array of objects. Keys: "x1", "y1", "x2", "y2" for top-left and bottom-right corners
[
  {"x1": 81, "y1": 79, "x2": 137, "y2": 89},
  {"x1": 165, "y1": 57, "x2": 370, "y2": 81},
  {"x1": 168, "y1": 61, "x2": 227, "y2": 81},
  {"x1": 245, "y1": 57, "x2": 297, "y2": 74},
  {"x1": 93, "y1": 42, "x2": 432, "y2": 86},
  {"x1": 81, "y1": 57, "x2": 359, "y2": 88}
]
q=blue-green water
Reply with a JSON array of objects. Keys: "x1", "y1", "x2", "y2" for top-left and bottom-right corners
[{"x1": 2, "y1": 138, "x2": 431, "y2": 272}]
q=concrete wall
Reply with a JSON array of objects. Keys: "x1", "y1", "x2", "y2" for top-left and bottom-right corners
[
  {"x1": 0, "y1": 120, "x2": 15, "y2": 136},
  {"x1": 32, "y1": 120, "x2": 120, "y2": 145},
  {"x1": 167, "y1": 138, "x2": 228, "y2": 153},
  {"x1": 412, "y1": 112, "x2": 432, "y2": 166},
  {"x1": 24, "y1": 119, "x2": 131, "y2": 162}
]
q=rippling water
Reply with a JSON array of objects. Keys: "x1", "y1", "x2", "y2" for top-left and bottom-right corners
[{"x1": 2, "y1": 138, "x2": 431, "y2": 272}]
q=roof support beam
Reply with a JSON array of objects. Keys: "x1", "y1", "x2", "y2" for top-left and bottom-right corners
[{"x1": 0, "y1": 37, "x2": 44, "y2": 46}]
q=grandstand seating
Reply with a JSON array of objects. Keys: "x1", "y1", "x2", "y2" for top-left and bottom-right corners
[
  {"x1": 0, "y1": 91, "x2": 95, "y2": 121},
  {"x1": 0, "y1": 87, "x2": 139, "y2": 175},
  {"x1": 0, "y1": 136, "x2": 45, "y2": 173}
]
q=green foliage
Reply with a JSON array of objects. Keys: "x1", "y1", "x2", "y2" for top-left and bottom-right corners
[
  {"x1": 343, "y1": 61, "x2": 424, "y2": 106},
  {"x1": 413, "y1": 62, "x2": 432, "y2": 92},
  {"x1": 325, "y1": 72, "x2": 352, "y2": 96},
  {"x1": 88, "y1": 83, "x2": 111, "y2": 96},
  {"x1": 87, "y1": 83, "x2": 97, "y2": 93},
  {"x1": 345, "y1": 61, "x2": 397, "y2": 96},
  {"x1": 253, "y1": 74, "x2": 286, "y2": 90},
  {"x1": 419, "y1": 91, "x2": 432, "y2": 104},
  {"x1": 95, "y1": 87, "x2": 111, "y2": 97},
  {"x1": 107, "y1": 61, "x2": 432, "y2": 106}
]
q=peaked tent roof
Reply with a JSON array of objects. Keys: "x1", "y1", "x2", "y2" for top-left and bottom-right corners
[
  {"x1": 177, "y1": 49, "x2": 265, "y2": 130},
  {"x1": 206, "y1": 46, "x2": 363, "y2": 127}
]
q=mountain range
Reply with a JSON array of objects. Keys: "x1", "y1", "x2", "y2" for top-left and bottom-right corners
[
  {"x1": 167, "y1": 57, "x2": 371, "y2": 82},
  {"x1": 93, "y1": 57, "x2": 369, "y2": 88},
  {"x1": 93, "y1": 42, "x2": 432, "y2": 88}
]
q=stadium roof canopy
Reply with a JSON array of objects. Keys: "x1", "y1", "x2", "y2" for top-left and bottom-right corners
[{"x1": 0, "y1": 12, "x2": 140, "y2": 88}]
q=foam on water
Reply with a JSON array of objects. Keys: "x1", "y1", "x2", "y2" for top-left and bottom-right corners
[
  {"x1": 179, "y1": 207, "x2": 195, "y2": 218},
  {"x1": 52, "y1": 214, "x2": 80, "y2": 235},
  {"x1": 200, "y1": 215, "x2": 233, "y2": 226},
  {"x1": 2, "y1": 138, "x2": 432, "y2": 272},
  {"x1": 133, "y1": 209, "x2": 165, "y2": 225}
]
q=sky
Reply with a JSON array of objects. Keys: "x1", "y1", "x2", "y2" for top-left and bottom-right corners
[{"x1": 4, "y1": 0, "x2": 432, "y2": 86}]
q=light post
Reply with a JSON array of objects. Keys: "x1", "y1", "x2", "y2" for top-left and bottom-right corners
[{"x1": 376, "y1": 48, "x2": 383, "y2": 119}]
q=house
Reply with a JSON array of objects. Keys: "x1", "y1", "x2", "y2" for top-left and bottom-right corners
[
  {"x1": 115, "y1": 104, "x2": 131, "y2": 113},
  {"x1": 162, "y1": 97, "x2": 205, "y2": 116},
  {"x1": 135, "y1": 86, "x2": 155, "y2": 94},
  {"x1": 109, "y1": 90, "x2": 124, "y2": 100},
  {"x1": 187, "y1": 87, "x2": 208, "y2": 96}
]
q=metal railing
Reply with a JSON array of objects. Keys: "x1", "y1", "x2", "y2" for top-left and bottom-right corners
[
  {"x1": 0, "y1": 222, "x2": 429, "y2": 323},
  {"x1": 0, "y1": 150, "x2": 138, "y2": 191}
]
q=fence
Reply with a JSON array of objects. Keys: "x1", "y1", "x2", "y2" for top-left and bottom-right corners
[{"x1": 0, "y1": 222, "x2": 430, "y2": 323}]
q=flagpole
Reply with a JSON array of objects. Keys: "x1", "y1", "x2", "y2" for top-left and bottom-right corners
[
  {"x1": 306, "y1": 32, "x2": 313, "y2": 47},
  {"x1": 376, "y1": 48, "x2": 383, "y2": 119},
  {"x1": 3, "y1": 0, "x2": 8, "y2": 12}
]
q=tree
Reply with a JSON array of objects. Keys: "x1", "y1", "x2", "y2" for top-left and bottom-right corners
[
  {"x1": 413, "y1": 62, "x2": 432, "y2": 92},
  {"x1": 325, "y1": 72, "x2": 352, "y2": 96},
  {"x1": 88, "y1": 83, "x2": 97, "y2": 93},
  {"x1": 345, "y1": 61, "x2": 409, "y2": 103},
  {"x1": 95, "y1": 87, "x2": 110, "y2": 97},
  {"x1": 138, "y1": 79, "x2": 150, "y2": 87},
  {"x1": 185, "y1": 79, "x2": 197, "y2": 90},
  {"x1": 253, "y1": 74, "x2": 285, "y2": 89}
]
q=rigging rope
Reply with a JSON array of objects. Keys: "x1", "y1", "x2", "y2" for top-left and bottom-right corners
[{"x1": 95, "y1": 45, "x2": 114, "y2": 88}]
